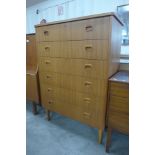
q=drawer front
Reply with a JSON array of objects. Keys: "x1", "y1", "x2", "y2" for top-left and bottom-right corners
[
  {"x1": 37, "y1": 42, "x2": 60, "y2": 57},
  {"x1": 109, "y1": 95, "x2": 129, "y2": 114},
  {"x1": 110, "y1": 82, "x2": 129, "y2": 98},
  {"x1": 39, "y1": 71, "x2": 61, "y2": 87},
  {"x1": 39, "y1": 57, "x2": 107, "y2": 79},
  {"x1": 108, "y1": 111, "x2": 129, "y2": 134},
  {"x1": 71, "y1": 17, "x2": 109, "y2": 40},
  {"x1": 71, "y1": 40, "x2": 108, "y2": 60},
  {"x1": 36, "y1": 25, "x2": 60, "y2": 41},
  {"x1": 38, "y1": 57, "x2": 56, "y2": 72},
  {"x1": 36, "y1": 23, "x2": 71, "y2": 41}
]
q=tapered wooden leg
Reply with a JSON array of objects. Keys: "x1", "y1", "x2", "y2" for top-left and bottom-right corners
[
  {"x1": 105, "y1": 127, "x2": 112, "y2": 152},
  {"x1": 32, "y1": 102, "x2": 37, "y2": 115},
  {"x1": 98, "y1": 129, "x2": 103, "y2": 144},
  {"x1": 46, "y1": 110, "x2": 51, "y2": 121}
]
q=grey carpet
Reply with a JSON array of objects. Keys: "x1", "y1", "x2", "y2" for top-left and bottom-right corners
[{"x1": 26, "y1": 102, "x2": 129, "y2": 155}]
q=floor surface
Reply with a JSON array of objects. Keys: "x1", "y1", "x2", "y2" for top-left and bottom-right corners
[{"x1": 26, "y1": 102, "x2": 129, "y2": 155}]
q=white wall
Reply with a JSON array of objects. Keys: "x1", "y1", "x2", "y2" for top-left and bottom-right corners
[{"x1": 26, "y1": 0, "x2": 128, "y2": 34}]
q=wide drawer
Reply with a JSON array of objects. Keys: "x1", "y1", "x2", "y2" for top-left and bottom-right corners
[
  {"x1": 108, "y1": 111, "x2": 129, "y2": 134},
  {"x1": 37, "y1": 40, "x2": 108, "y2": 60},
  {"x1": 109, "y1": 82, "x2": 129, "y2": 98},
  {"x1": 71, "y1": 17, "x2": 109, "y2": 40},
  {"x1": 109, "y1": 95, "x2": 129, "y2": 114},
  {"x1": 39, "y1": 57, "x2": 107, "y2": 79}
]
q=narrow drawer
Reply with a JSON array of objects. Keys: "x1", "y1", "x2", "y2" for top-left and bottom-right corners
[
  {"x1": 38, "y1": 57, "x2": 56, "y2": 72},
  {"x1": 110, "y1": 82, "x2": 129, "y2": 98},
  {"x1": 39, "y1": 71, "x2": 61, "y2": 87},
  {"x1": 36, "y1": 25, "x2": 60, "y2": 41},
  {"x1": 71, "y1": 40, "x2": 108, "y2": 60},
  {"x1": 109, "y1": 95, "x2": 129, "y2": 114},
  {"x1": 71, "y1": 17, "x2": 109, "y2": 40},
  {"x1": 108, "y1": 111, "x2": 129, "y2": 134},
  {"x1": 36, "y1": 23, "x2": 71, "y2": 41},
  {"x1": 37, "y1": 42, "x2": 61, "y2": 57}
]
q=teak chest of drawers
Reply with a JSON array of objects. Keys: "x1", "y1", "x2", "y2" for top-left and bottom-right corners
[
  {"x1": 105, "y1": 71, "x2": 129, "y2": 152},
  {"x1": 35, "y1": 12, "x2": 122, "y2": 143},
  {"x1": 26, "y1": 34, "x2": 40, "y2": 114}
]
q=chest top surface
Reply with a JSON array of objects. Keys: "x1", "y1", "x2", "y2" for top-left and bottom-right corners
[{"x1": 109, "y1": 71, "x2": 129, "y2": 84}]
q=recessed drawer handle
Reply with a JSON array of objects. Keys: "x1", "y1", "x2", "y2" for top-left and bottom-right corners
[
  {"x1": 45, "y1": 47, "x2": 50, "y2": 50},
  {"x1": 84, "y1": 81, "x2": 92, "y2": 86},
  {"x1": 83, "y1": 112, "x2": 91, "y2": 119},
  {"x1": 83, "y1": 98, "x2": 90, "y2": 101},
  {"x1": 46, "y1": 75, "x2": 51, "y2": 78},
  {"x1": 45, "y1": 60, "x2": 50, "y2": 64},
  {"x1": 48, "y1": 100, "x2": 54, "y2": 104},
  {"x1": 44, "y1": 30, "x2": 49, "y2": 35},
  {"x1": 85, "y1": 45, "x2": 93, "y2": 49},
  {"x1": 47, "y1": 88, "x2": 52, "y2": 92},
  {"x1": 84, "y1": 64, "x2": 92, "y2": 68},
  {"x1": 85, "y1": 25, "x2": 93, "y2": 31}
]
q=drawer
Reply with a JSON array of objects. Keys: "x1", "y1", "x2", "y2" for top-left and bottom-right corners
[
  {"x1": 71, "y1": 40, "x2": 108, "y2": 60},
  {"x1": 40, "y1": 84, "x2": 57, "y2": 100},
  {"x1": 37, "y1": 42, "x2": 61, "y2": 57},
  {"x1": 108, "y1": 111, "x2": 129, "y2": 134},
  {"x1": 39, "y1": 71, "x2": 61, "y2": 87},
  {"x1": 36, "y1": 23, "x2": 71, "y2": 41},
  {"x1": 109, "y1": 95, "x2": 129, "y2": 114},
  {"x1": 110, "y1": 82, "x2": 129, "y2": 98},
  {"x1": 71, "y1": 59, "x2": 107, "y2": 78},
  {"x1": 71, "y1": 17, "x2": 109, "y2": 40},
  {"x1": 38, "y1": 57, "x2": 54, "y2": 72},
  {"x1": 36, "y1": 25, "x2": 60, "y2": 41}
]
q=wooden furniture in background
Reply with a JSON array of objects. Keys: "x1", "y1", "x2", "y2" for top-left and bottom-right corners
[
  {"x1": 26, "y1": 34, "x2": 40, "y2": 114},
  {"x1": 35, "y1": 12, "x2": 122, "y2": 143},
  {"x1": 105, "y1": 71, "x2": 129, "y2": 152}
]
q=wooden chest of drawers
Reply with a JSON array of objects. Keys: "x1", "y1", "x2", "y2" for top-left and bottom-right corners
[
  {"x1": 105, "y1": 71, "x2": 129, "y2": 152},
  {"x1": 35, "y1": 12, "x2": 122, "y2": 143},
  {"x1": 26, "y1": 34, "x2": 40, "y2": 114}
]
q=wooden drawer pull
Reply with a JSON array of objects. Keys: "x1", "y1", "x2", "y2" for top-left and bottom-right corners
[
  {"x1": 83, "y1": 98, "x2": 90, "y2": 101},
  {"x1": 47, "y1": 88, "x2": 52, "y2": 92},
  {"x1": 84, "y1": 81, "x2": 92, "y2": 86},
  {"x1": 45, "y1": 60, "x2": 50, "y2": 64},
  {"x1": 48, "y1": 100, "x2": 53, "y2": 104},
  {"x1": 83, "y1": 112, "x2": 90, "y2": 119},
  {"x1": 45, "y1": 47, "x2": 50, "y2": 50},
  {"x1": 85, "y1": 45, "x2": 93, "y2": 49},
  {"x1": 85, "y1": 25, "x2": 93, "y2": 31},
  {"x1": 44, "y1": 30, "x2": 49, "y2": 35},
  {"x1": 84, "y1": 64, "x2": 92, "y2": 68},
  {"x1": 46, "y1": 75, "x2": 51, "y2": 78}
]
